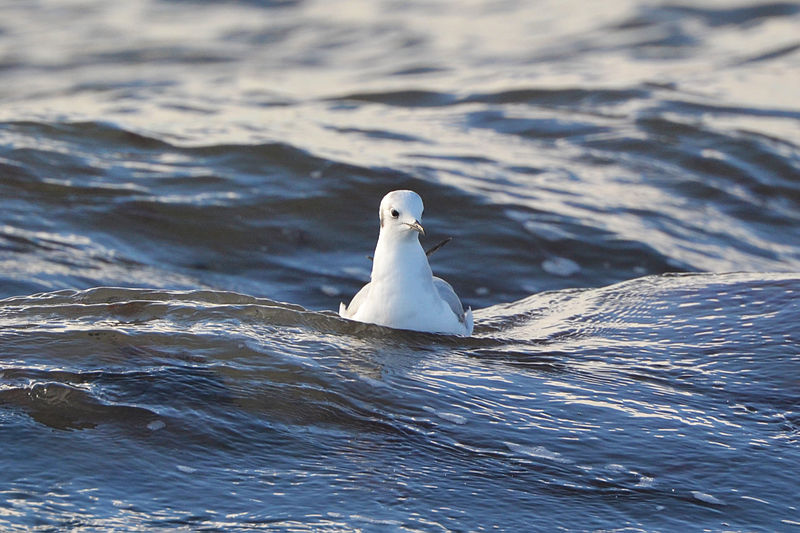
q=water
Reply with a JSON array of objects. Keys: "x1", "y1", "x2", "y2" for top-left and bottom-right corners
[{"x1": 1, "y1": 0, "x2": 799, "y2": 530}]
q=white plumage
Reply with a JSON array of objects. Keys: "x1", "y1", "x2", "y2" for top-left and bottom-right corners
[{"x1": 339, "y1": 190, "x2": 473, "y2": 336}]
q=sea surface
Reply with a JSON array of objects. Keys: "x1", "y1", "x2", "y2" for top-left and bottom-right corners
[{"x1": 1, "y1": 0, "x2": 799, "y2": 531}]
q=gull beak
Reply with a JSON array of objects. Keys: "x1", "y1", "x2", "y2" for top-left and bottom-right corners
[{"x1": 405, "y1": 220, "x2": 425, "y2": 236}]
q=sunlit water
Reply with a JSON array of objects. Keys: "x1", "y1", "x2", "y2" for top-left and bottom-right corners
[{"x1": 1, "y1": 0, "x2": 799, "y2": 531}]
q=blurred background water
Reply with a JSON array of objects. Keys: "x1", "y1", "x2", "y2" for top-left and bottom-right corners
[{"x1": 1, "y1": 0, "x2": 799, "y2": 531}]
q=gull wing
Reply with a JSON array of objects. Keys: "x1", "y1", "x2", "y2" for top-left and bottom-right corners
[
  {"x1": 339, "y1": 282, "x2": 371, "y2": 318},
  {"x1": 432, "y1": 276, "x2": 466, "y2": 323}
]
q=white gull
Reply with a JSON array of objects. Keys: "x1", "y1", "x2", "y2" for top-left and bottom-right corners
[{"x1": 339, "y1": 190, "x2": 473, "y2": 336}]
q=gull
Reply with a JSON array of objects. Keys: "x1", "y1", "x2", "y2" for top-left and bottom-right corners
[{"x1": 339, "y1": 190, "x2": 473, "y2": 336}]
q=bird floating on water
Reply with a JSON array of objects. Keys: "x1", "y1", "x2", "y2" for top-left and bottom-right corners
[{"x1": 339, "y1": 190, "x2": 473, "y2": 336}]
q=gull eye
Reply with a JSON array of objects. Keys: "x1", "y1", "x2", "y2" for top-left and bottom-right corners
[{"x1": 390, "y1": 209, "x2": 399, "y2": 218}]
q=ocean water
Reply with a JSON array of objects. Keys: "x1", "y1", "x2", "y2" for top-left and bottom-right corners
[{"x1": 1, "y1": 0, "x2": 799, "y2": 531}]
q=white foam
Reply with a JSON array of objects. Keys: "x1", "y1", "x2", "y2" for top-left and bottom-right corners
[
  {"x1": 423, "y1": 406, "x2": 467, "y2": 424},
  {"x1": 542, "y1": 257, "x2": 580, "y2": 277},
  {"x1": 691, "y1": 491, "x2": 724, "y2": 505},
  {"x1": 146, "y1": 420, "x2": 165, "y2": 431},
  {"x1": 505, "y1": 442, "x2": 572, "y2": 463},
  {"x1": 320, "y1": 285, "x2": 340, "y2": 297}
]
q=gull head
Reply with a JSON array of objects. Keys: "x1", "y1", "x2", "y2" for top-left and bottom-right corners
[{"x1": 379, "y1": 190, "x2": 425, "y2": 238}]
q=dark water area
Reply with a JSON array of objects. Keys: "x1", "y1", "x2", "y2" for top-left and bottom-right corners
[{"x1": 1, "y1": 0, "x2": 799, "y2": 531}]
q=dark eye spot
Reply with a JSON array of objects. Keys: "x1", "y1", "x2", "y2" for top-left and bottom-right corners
[{"x1": 390, "y1": 209, "x2": 399, "y2": 218}]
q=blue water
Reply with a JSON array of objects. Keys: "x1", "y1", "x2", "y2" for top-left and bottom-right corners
[{"x1": 1, "y1": 0, "x2": 799, "y2": 531}]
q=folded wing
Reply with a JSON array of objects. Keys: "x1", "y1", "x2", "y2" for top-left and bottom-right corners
[
  {"x1": 339, "y1": 282, "x2": 371, "y2": 318},
  {"x1": 433, "y1": 277, "x2": 466, "y2": 323}
]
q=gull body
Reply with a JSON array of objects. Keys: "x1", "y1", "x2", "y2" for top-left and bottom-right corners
[{"x1": 339, "y1": 190, "x2": 473, "y2": 336}]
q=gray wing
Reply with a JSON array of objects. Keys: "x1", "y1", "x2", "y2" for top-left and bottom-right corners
[
  {"x1": 339, "y1": 282, "x2": 371, "y2": 318},
  {"x1": 432, "y1": 276, "x2": 466, "y2": 323}
]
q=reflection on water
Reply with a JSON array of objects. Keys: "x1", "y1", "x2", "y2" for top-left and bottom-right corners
[
  {"x1": 1, "y1": 274, "x2": 798, "y2": 530},
  {"x1": 1, "y1": 0, "x2": 799, "y2": 530}
]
